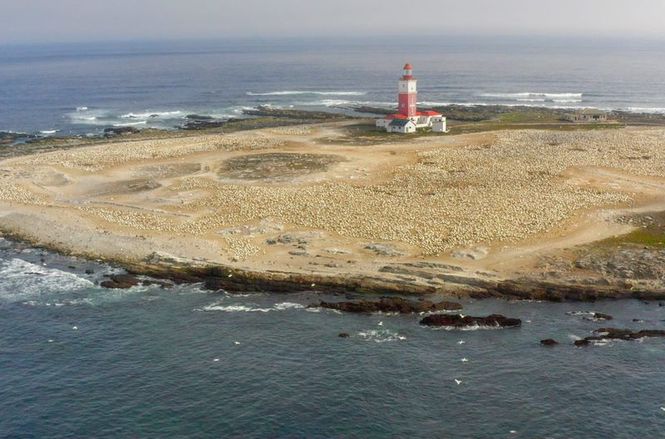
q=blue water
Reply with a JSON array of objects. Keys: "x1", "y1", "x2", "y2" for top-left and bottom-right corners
[
  {"x1": 1, "y1": 238, "x2": 665, "y2": 438},
  {"x1": 1, "y1": 36, "x2": 665, "y2": 136}
]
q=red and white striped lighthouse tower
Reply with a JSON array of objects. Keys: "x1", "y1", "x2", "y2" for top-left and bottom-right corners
[{"x1": 397, "y1": 63, "x2": 417, "y2": 118}]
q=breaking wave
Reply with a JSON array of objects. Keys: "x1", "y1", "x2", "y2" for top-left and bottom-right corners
[
  {"x1": 480, "y1": 92, "x2": 583, "y2": 103},
  {"x1": 247, "y1": 90, "x2": 367, "y2": 96},
  {"x1": 200, "y1": 301, "x2": 305, "y2": 313},
  {"x1": 357, "y1": 329, "x2": 407, "y2": 343},
  {"x1": 0, "y1": 258, "x2": 94, "y2": 304}
]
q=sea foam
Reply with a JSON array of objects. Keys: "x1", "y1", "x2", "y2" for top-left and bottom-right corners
[{"x1": 247, "y1": 90, "x2": 366, "y2": 96}]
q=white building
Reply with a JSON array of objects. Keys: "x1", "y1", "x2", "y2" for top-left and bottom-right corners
[
  {"x1": 387, "y1": 119, "x2": 417, "y2": 134},
  {"x1": 376, "y1": 63, "x2": 448, "y2": 134}
]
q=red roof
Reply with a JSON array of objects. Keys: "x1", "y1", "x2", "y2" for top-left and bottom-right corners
[
  {"x1": 386, "y1": 114, "x2": 408, "y2": 120},
  {"x1": 417, "y1": 110, "x2": 442, "y2": 117}
]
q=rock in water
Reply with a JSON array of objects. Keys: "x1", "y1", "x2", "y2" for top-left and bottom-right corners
[
  {"x1": 590, "y1": 312, "x2": 613, "y2": 321},
  {"x1": 540, "y1": 339, "x2": 559, "y2": 346},
  {"x1": 574, "y1": 328, "x2": 665, "y2": 346},
  {"x1": 338, "y1": 333, "x2": 350, "y2": 338},
  {"x1": 419, "y1": 314, "x2": 521, "y2": 328},
  {"x1": 100, "y1": 274, "x2": 141, "y2": 289},
  {"x1": 316, "y1": 297, "x2": 463, "y2": 314}
]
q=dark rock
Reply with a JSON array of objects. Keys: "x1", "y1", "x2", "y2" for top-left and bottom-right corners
[
  {"x1": 420, "y1": 314, "x2": 521, "y2": 328},
  {"x1": 100, "y1": 274, "x2": 141, "y2": 289},
  {"x1": 181, "y1": 114, "x2": 226, "y2": 130},
  {"x1": 141, "y1": 279, "x2": 174, "y2": 289},
  {"x1": 85, "y1": 269, "x2": 94, "y2": 275},
  {"x1": 316, "y1": 297, "x2": 463, "y2": 314},
  {"x1": 338, "y1": 333, "x2": 350, "y2": 338},
  {"x1": 575, "y1": 327, "x2": 665, "y2": 346},
  {"x1": 591, "y1": 312, "x2": 613, "y2": 321},
  {"x1": 540, "y1": 338, "x2": 559, "y2": 346},
  {"x1": 104, "y1": 126, "x2": 140, "y2": 137}
]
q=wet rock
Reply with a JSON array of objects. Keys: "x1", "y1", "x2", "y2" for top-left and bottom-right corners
[
  {"x1": 103, "y1": 126, "x2": 140, "y2": 137},
  {"x1": 575, "y1": 328, "x2": 665, "y2": 346},
  {"x1": 100, "y1": 274, "x2": 141, "y2": 289},
  {"x1": 420, "y1": 314, "x2": 521, "y2": 328},
  {"x1": 182, "y1": 115, "x2": 226, "y2": 130},
  {"x1": 589, "y1": 312, "x2": 613, "y2": 321},
  {"x1": 316, "y1": 297, "x2": 462, "y2": 314},
  {"x1": 84, "y1": 269, "x2": 94, "y2": 275},
  {"x1": 338, "y1": 333, "x2": 350, "y2": 338},
  {"x1": 540, "y1": 338, "x2": 559, "y2": 346}
]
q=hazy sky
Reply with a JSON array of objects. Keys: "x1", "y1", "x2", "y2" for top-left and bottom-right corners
[{"x1": 2, "y1": 0, "x2": 665, "y2": 44}]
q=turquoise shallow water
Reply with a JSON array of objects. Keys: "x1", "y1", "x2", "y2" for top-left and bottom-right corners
[{"x1": 1, "y1": 239, "x2": 665, "y2": 438}]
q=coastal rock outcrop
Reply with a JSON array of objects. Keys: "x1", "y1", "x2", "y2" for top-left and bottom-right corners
[
  {"x1": 100, "y1": 274, "x2": 141, "y2": 289},
  {"x1": 419, "y1": 314, "x2": 521, "y2": 328},
  {"x1": 100, "y1": 274, "x2": 173, "y2": 289},
  {"x1": 574, "y1": 328, "x2": 665, "y2": 346},
  {"x1": 540, "y1": 339, "x2": 559, "y2": 346},
  {"x1": 315, "y1": 297, "x2": 462, "y2": 314}
]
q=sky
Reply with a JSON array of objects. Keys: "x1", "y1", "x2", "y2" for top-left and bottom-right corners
[{"x1": 1, "y1": 0, "x2": 665, "y2": 44}]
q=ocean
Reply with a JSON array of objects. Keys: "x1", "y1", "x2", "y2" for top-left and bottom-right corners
[
  {"x1": 1, "y1": 36, "x2": 665, "y2": 136},
  {"x1": 1, "y1": 238, "x2": 665, "y2": 438}
]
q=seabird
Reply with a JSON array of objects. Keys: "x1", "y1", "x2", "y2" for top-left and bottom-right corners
[
  {"x1": 461, "y1": 358, "x2": 469, "y2": 363},
  {"x1": 378, "y1": 321, "x2": 383, "y2": 326},
  {"x1": 234, "y1": 341, "x2": 241, "y2": 345},
  {"x1": 457, "y1": 340, "x2": 466, "y2": 345},
  {"x1": 454, "y1": 379, "x2": 462, "y2": 385}
]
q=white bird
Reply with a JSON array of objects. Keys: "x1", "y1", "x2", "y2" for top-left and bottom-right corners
[
  {"x1": 661, "y1": 407, "x2": 665, "y2": 412},
  {"x1": 234, "y1": 341, "x2": 241, "y2": 345},
  {"x1": 48, "y1": 339, "x2": 54, "y2": 343},
  {"x1": 454, "y1": 379, "x2": 463, "y2": 385},
  {"x1": 311, "y1": 283, "x2": 316, "y2": 287},
  {"x1": 72, "y1": 326, "x2": 78, "y2": 330},
  {"x1": 377, "y1": 321, "x2": 383, "y2": 326},
  {"x1": 457, "y1": 340, "x2": 466, "y2": 345},
  {"x1": 461, "y1": 358, "x2": 469, "y2": 363},
  {"x1": 213, "y1": 358, "x2": 220, "y2": 362}
]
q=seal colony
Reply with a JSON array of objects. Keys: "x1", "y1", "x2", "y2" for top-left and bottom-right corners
[{"x1": 1, "y1": 122, "x2": 665, "y2": 299}]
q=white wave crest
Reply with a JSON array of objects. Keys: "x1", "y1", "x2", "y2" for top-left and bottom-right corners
[
  {"x1": 39, "y1": 130, "x2": 59, "y2": 135},
  {"x1": 120, "y1": 111, "x2": 184, "y2": 120},
  {"x1": 481, "y1": 92, "x2": 583, "y2": 101},
  {"x1": 76, "y1": 106, "x2": 88, "y2": 112},
  {"x1": 201, "y1": 301, "x2": 305, "y2": 313},
  {"x1": 247, "y1": 90, "x2": 366, "y2": 97},
  {"x1": 357, "y1": 329, "x2": 407, "y2": 343},
  {"x1": 0, "y1": 258, "x2": 94, "y2": 304},
  {"x1": 113, "y1": 121, "x2": 147, "y2": 127}
]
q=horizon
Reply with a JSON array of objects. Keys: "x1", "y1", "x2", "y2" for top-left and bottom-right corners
[{"x1": 2, "y1": 0, "x2": 665, "y2": 45}]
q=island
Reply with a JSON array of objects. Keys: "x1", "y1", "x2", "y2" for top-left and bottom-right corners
[{"x1": 1, "y1": 107, "x2": 664, "y2": 300}]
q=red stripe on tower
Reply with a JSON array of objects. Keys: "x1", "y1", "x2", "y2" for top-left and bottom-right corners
[{"x1": 398, "y1": 63, "x2": 417, "y2": 117}]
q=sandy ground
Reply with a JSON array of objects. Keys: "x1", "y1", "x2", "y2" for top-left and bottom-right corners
[{"x1": 1, "y1": 123, "x2": 665, "y2": 294}]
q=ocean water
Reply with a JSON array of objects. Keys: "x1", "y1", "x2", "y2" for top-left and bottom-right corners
[
  {"x1": 1, "y1": 36, "x2": 665, "y2": 136},
  {"x1": 1, "y1": 238, "x2": 665, "y2": 438}
]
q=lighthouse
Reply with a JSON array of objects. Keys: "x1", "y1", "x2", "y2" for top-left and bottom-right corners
[
  {"x1": 376, "y1": 63, "x2": 447, "y2": 134},
  {"x1": 398, "y1": 63, "x2": 418, "y2": 117}
]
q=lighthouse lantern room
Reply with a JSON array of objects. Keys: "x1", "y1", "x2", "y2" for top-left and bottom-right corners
[{"x1": 376, "y1": 63, "x2": 447, "y2": 134}]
